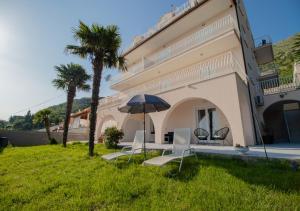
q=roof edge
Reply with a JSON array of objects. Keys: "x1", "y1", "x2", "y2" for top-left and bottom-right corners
[{"x1": 123, "y1": 0, "x2": 210, "y2": 57}]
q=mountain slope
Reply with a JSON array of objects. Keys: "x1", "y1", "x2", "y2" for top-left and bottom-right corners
[
  {"x1": 272, "y1": 32, "x2": 300, "y2": 77},
  {"x1": 46, "y1": 97, "x2": 92, "y2": 124}
]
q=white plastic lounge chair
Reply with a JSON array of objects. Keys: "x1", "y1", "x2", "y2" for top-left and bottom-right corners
[
  {"x1": 143, "y1": 128, "x2": 196, "y2": 172},
  {"x1": 101, "y1": 130, "x2": 144, "y2": 162}
]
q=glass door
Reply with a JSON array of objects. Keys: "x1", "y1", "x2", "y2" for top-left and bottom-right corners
[
  {"x1": 283, "y1": 103, "x2": 300, "y2": 144},
  {"x1": 197, "y1": 108, "x2": 220, "y2": 140}
]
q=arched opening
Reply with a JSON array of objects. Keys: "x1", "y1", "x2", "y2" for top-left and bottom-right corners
[
  {"x1": 99, "y1": 115, "x2": 117, "y2": 135},
  {"x1": 162, "y1": 98, "x2": 232, "y2": 145},
  {"x1": 121, "y1": 114, "x2": 155, "y2": 143},
  {"x1": 263, "y1": 100, "x2": 300, "y2": 144}
]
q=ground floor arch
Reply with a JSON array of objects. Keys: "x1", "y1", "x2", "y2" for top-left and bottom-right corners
[
  {"x1": 148, "y1": 75, "x2": 255, "y2": 146},
  {"x1": 263, "y1": 100, "x2": 300, "y2": 144},
  {"x1": 98, "y1": 115, "x2": 118, "y2": 135},
  {"x1": 96, "y1": 74, "x2": 256, "y2": 146},
  {"x1": 121, "y1": 113, "x2": 155, "y2": 142},
  {"x1": 162, "y1": 98, "x2": 233, "y2": 145}
]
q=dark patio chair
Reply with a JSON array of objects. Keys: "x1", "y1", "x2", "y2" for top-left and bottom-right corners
[
  {"x1": 164, "y1": 132, "x2": 174, "y2": 144},
  {"x1": 211, "y1": 127, "x2": 230, "y2": 145},
  {"x1": 194, "y1": 128, "x2": 209, "y2": 144}
]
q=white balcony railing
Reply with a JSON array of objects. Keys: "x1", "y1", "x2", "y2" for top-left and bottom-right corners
[
  {"x1": 258, "y1": 76, "x2": 300, "y2": 95},
  {"x1": 126, "y1": 51, "x2": 246, "y2": 97},
  {"x1": 111, "y1": 15, "x2": 238, "y2": 85},
  {"x1": 100, "y1": 51, "x2": 246, "y2": 108},
  {"x1": 143, "y1": 15, "x2": 238, "y2": 69}
]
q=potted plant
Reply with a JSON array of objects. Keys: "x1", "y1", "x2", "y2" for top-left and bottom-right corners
[
  {"x1": 104, "y1": 127, "x2": 124, "y2": 149},
  {"x1": 234, "y1": 144, "x2": 249, "y2": 154},
  {"x1": 98, "y1": 134, "x2": 105, "y2": 143}
]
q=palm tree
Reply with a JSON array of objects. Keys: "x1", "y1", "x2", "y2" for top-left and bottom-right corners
[
  {"x1": 52, "y1": 63, "x2": 90, "y2": 147},
  {"x1": 33, "y1": 109, "x2": 52, "y2": 142},
  {"x1": 66, "y1": 21, "x2": 126, "y2": 156}
]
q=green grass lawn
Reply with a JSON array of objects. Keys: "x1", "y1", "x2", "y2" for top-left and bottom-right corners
[{"x1": 0, "y1": 143, "x2": 299, "y2": 211}]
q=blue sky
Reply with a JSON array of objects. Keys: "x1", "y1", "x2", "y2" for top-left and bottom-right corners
[{"x1": 0, "y1": 0, "x2": 299, "y2": 120}]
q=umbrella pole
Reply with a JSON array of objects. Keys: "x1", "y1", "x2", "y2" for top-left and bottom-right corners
[{"x1": 143, "y1": 105, "x2": 146, "y2": 160}]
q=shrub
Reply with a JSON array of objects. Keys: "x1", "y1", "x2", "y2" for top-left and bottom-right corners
[
  {"x1": 104, "y1": 127, "x2": 124, "y2": 149},
  {"x1": 49, "y1": 138, "x2": 58, "y2": 145}
]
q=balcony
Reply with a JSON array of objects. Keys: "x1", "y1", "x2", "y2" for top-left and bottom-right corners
[
  {"x1": 111, "y1": 15, "x2": 239, "y2": 90},
  {"x1": 99, "y1": 51, "x2": 246, "y2": 109},
  {"x1": 126, "y1": 0, "x2": 206, "y2": 53},
  {"x1": 258, "y1": 76, "x2": 300, "y2": 95},
  {"x1": 124, "y1": 0, "x2": 233, "y2": 62}
]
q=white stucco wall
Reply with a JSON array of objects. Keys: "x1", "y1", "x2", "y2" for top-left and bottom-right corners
[
  {"x1": 164, "y1": 98, "x2": 232, "y2": 144},
  {"x1": 97, "y1": 73, "x2": 256, "y2": 146}
]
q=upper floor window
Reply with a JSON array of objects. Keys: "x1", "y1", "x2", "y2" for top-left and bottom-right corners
[
  {"x1": 246, "y1": 19, "x2": 251, "y2": 31},
  {"x1": 241, "y1": 25, "x2": 246, "y2": 35},
  {"x1": 243, "y1": 39, "x2": 249, "y2": 49},
  {"x1": 238, "y1": 5, "x2": 245, "y2": 17}
]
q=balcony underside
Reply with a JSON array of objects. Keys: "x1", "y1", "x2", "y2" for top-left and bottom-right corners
[
  {"x1": 112, "y1": 30, "x2": 240, "y2": 91},
  {"x1": 125, "y1": 0, "x2": 233, "y2": 63}
]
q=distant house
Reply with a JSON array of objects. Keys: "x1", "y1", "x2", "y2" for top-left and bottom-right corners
[{"x1": 69, "y1": 108, "x2": 90, "y2": 129}]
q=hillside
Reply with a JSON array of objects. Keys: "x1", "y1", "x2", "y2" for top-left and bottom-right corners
[
  {"x1": 46, "y1": 97, "x2": 92, "y2": 123},
  {"x1": 272, "y1": 32, "x2": 300, "y2": 77},
  {"x1": 1, "y1": 97, "x2": 102, "y2": 130}
]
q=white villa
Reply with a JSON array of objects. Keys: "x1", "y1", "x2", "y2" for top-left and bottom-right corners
[{"x1": 95, "y1": 0, "x2": 300, "y2": 146}]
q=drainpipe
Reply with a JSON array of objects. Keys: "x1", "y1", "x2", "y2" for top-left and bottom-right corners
[{"x1": 232, "y1": 0, "x2": 258, "y2": 145}]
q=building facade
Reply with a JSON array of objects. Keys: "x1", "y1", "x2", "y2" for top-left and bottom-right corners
[{"x1": 95, "y1": 0, "x2": 300, "y2": 146}]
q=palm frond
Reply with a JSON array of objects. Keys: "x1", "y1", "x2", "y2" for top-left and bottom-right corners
[
  {"x1": 52, "y1": 63, "x2": 90, "y2": 92},
  {"x1": 117, "y1": 55, "x2": 127, "y2": 72},
  {"x1": 79, "y1": 84, "x2": 91, "y2": 92},
  {"x1": 65, "y1": 45, "x2": 89, "y2": 58}
]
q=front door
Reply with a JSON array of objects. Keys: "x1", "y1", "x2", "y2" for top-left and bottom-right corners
[
  {"x1": 197, "y1": 108, "x2": 220, "y2": 140},
  {"x1": 284, "y1": 103, "x2": 300, "y2": 143}
]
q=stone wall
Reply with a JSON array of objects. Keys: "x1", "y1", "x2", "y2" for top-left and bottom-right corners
[{"x1": 0, "y1": 130, "x2": 88, "y2": 146}]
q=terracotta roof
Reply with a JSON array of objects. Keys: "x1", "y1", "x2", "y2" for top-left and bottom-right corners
[{"x1": 70, "y1": 107, "x2": 91, "y2": 118}]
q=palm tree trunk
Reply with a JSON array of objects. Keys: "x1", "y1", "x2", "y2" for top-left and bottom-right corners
[
  {"x1": 63, "y1": 87, "x2": 76, "y2": 147},
  {"x1": 45, "y1": 118, "x2": 51, "y2": 141},
  {"x1": 89, "y1": 60, "x2": 103, "y2": 156}
]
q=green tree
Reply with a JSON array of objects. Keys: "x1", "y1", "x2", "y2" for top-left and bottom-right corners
[
  {"x1": 23, "y1": 110, "x2": 33, "y2": 130},
  {"x1": 7, "y1": 111, "x2": 33, "y2": 131},
  {"x1": 53, "y1": 63, "x2": 90, "y2": 147},
  {"x1": 270, "y1": 33, "x2": 300, "y2": 77},
  {"x1": 293, "y1": 33, "x2": 300, "y2": 62},
  {"x1": 66, "y1": 21, "x2": 126, "y2": 156},
  {"x1": 0, "y1": 120, "x2": 7, "y2": 129},
  {"x1": 33, "y1": 109, "x2": 52, "y2": 141}
]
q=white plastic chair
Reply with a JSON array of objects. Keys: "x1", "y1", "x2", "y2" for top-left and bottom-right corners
[
  {"x1": 102, "y1": 130, "x2": 144, "y2": 162},
  {"x1": 143, "y1": 128, "x2": 197, "y2": 172}
]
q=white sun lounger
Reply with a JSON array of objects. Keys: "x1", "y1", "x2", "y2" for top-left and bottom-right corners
[
  {"x1": 102, "y1": 130, "x2": 144, "y2": 162},
  {"x1": 143, "y1": 128, "x2": 196, "y2": 172}
]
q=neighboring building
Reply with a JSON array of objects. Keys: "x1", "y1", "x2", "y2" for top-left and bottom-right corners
[
  {"x1": 69, "y1": 108, "x2": 90, "y2": 129},
  {"x1": 68, "y1": 108, "x2": 90, "y2": 134},
  {"x1": 95, "y1": 0, "x2": 300, "y2": 146}
]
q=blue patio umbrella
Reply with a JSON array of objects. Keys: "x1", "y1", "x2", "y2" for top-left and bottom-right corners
[{"x1": 118, "y1": 94, "x2": 171, "y2": 159}]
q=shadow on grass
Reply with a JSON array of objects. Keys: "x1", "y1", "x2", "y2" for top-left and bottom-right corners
[
  {"x1": 113, "y1": 152, "x2": 158, "y2": 170},
  {"x1": 102, "y1": 151, "x2": 201, "y2": 181},
  {"x1": 164, "y1": 158, "x2": 201, "y2": 182},
  {"x1": 96, "y1": 145, "x2": 299, "y2": 192},
  {"x1": 196, "y1": 154, "x2": 300, "y2": 192},
  {"x1": 157, "y1": 153, "x2": 299, "y2": 192}
]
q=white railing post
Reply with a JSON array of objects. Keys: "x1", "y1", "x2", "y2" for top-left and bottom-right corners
[
  {"x1": 259, "y1": 75, "x2": 298, "y2": 95},
  {"x1": 108, "y1": 51, "x2": 246, "y2": 105},
  {"x1": 114, "y1": 15, "x2": 238, "y2": 86}
]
